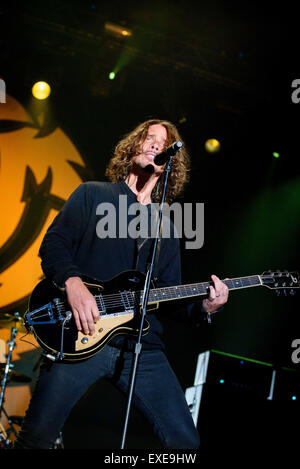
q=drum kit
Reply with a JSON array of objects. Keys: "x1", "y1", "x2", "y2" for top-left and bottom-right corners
[
  {"x1": 0, "y1": 311, "x2": 31, "y2": 448},
  {"x1": 0, "y1": 311, "x2": 64, "y2": 449},
  {"x1": 0, "y1": 310, "x2": 65, "y2": 449}
]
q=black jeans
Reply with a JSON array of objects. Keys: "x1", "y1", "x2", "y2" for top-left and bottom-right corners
[{"x1": 14, "y1": 345, "x2": 200, "y2": 449}]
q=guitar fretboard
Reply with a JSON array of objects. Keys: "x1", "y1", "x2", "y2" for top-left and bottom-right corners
[
  {"x1": 145, "y1": 275, "x2": 262, "y2": 304},
  {"x1": 94, "y1": 275, "x2": 262, "y2": 312}
]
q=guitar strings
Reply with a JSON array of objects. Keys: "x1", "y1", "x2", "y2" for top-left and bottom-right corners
[
  {"x1": 54, "y1": 276, "x2": 265, "y2": 311},
  {"x1": 30, "y1": 274, "x2": 298, "y2": 323},
  {"x1": 54, "y1": 284, "x2": 212, "y2": 311},
  {"x1": 54, "y1": 283, "x2": 224, "y2": 310}
]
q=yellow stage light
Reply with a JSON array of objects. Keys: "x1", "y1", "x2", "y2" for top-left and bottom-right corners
[
  {"x1": 104, "y1": 22, "x2": 132, "y2": 38},
  {"x1": 32, "y1": 81, "x2": 51, "y2": 100},
  {"x1": 205, "y1": 138, "x2": 221, "y2": 153}
]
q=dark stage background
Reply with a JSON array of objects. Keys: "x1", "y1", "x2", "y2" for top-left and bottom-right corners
[{"x1": 0, "y1": 0, "x2": 299, "y2": 450}]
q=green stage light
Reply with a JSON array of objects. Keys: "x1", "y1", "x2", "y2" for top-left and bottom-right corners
[
  {"x1": 273, "y1": 152, "x2": 280, "y2": 158},
  {"x1": 109, "y1": 72, "x2": 116, "y2": 80}
]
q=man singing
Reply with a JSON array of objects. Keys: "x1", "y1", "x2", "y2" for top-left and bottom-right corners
[{"x1": 15, "y1": 119, "x2": 228, "y2": 449}]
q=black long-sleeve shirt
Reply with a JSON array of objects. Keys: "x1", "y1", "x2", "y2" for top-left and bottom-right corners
[{"x1": 39, "y1": 180, "x2": 207, "y2": 350}]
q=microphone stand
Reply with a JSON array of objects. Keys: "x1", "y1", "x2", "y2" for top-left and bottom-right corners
[{"x1": 120, "y1": 148, "x2": 178, "y2": 449}]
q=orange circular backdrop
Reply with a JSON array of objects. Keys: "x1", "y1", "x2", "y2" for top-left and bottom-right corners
[{"x1": 0, "y1": 95, "x2": 89, "y2": 438}]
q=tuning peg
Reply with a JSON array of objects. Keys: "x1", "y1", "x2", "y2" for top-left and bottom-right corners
[
  {"x1": 290, "y1": 289, "x2": 296, "y2": 296},
  {"x1": 276, "y1": 290, "x2": 281, "y2": 296},
  {"x1": 263, "y1": 270, "x2": 272, "y2": 275}
]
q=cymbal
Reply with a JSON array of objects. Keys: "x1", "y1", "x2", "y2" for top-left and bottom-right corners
[
  {"x1": 0, "y1": 312, "x2": 27, "y2": 333},
  {"x1": 0, "y1": 364, "x2": 31, "y2": 383}
]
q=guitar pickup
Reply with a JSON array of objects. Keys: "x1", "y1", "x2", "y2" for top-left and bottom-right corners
[
  {"x1": 120, "y1": 291, "x2": 135, "y2": 311},
  {"x1": 25, "y1": 302, "x2": 57, "y2": 326}
]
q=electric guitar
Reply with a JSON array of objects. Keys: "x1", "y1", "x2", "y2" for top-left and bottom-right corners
[{"x1": 24, "y1": 269, "x2": 299, "y2": 362}]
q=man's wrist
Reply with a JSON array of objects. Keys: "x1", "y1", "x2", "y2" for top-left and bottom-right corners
[
  {"x1": 65, "y1": 276, "x2": 83, "y2": 288},
  {"x1": 202, "y1": 299, "x2": 218, "y2": 314}
]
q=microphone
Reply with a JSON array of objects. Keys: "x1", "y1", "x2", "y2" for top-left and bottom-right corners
[{"x1": 154, "y1": 141, "x2": 182, "y2": 166}]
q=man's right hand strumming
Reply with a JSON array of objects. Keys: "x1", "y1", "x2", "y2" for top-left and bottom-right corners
[{"x1": 65, "y1": 277, "x2": 100, "y2": 336}]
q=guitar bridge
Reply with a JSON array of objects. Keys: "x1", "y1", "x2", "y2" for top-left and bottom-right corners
[{"x1": 25, "y1": 302, "x2": 57, "y2": 326}]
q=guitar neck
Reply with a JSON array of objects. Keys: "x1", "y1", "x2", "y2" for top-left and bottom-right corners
[
  {"x1": 146, "y1": 275, "x2": 262, "y2": 304},
  {"x1": 92, "y1": 270, "x2": 298, "y2": 313}
]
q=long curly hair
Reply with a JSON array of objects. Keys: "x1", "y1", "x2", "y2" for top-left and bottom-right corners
[{"x1": 105, "y1": 119, "x2": 190, "y2": 203}]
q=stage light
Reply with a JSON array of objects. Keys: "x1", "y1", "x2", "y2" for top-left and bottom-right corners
[
  {"x1": 219, "y1": 379, "x2": 224, "y2": 384},
  {"x1": 273, "y1": 152, "x2": 280, "y2": 158},
  {"x1": 292, "y1": 396, "x2": 297, "y2": 400},
  {"x1": 205, "y1": 138, "x2": 221, "y2": 153},
  {"x1": 32, "y1": 81, "x2": 51, "y2": 100},
  {"x1": 104, "y1": 22, "x2": 132, "y2": 38},
  {"x1": 109, "y1": 72, "x2": 116, "y2": 80}
]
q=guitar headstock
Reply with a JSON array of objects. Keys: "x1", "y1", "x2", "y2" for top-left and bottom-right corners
[{"x1": 261, "y1": 270, "x2": 299, "y2": 295}]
